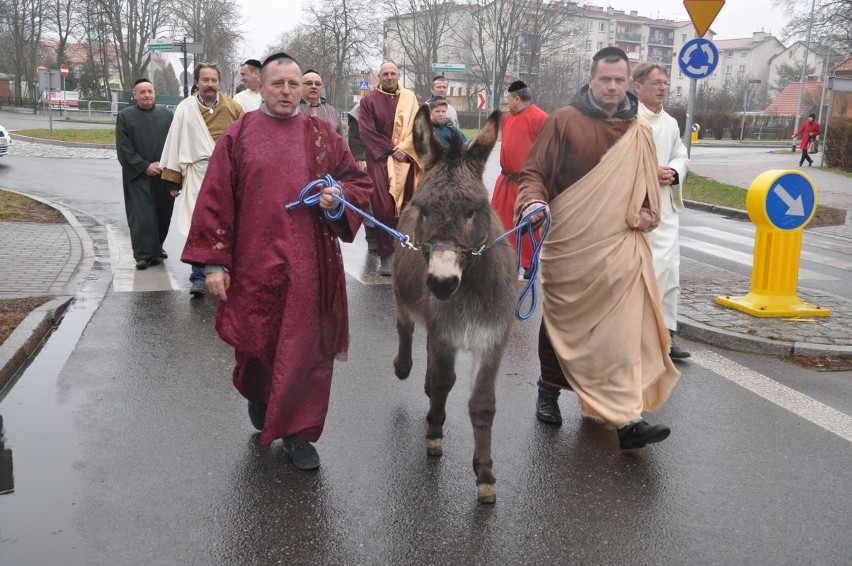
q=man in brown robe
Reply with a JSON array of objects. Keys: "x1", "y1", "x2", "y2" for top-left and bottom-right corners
[
  {"x1": 181, "y1": 53, "x2": 373, "y2": 470},
  {"x1": 358, "y1": 62, "x2": 421, "y2": 276},
  {"x1": 515, "y1": 47, "x2": 680, "y2": 450}
]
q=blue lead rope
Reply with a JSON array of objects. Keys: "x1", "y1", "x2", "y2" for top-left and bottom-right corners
[{"x1": 285, "y1": 176, "x2": 551, "y2": 321}]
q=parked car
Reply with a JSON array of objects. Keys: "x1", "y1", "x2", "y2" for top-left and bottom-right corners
[{"x1": 0, "y1": 125, "x2": 11, "y2": 156}]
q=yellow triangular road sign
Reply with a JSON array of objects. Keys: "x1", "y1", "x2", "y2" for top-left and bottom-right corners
[{"x1": 684, "y1": 0, "x2": 725, "y2": 37}]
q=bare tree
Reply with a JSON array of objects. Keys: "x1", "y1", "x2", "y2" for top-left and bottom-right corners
[
  {"x1": 273, "y1": 0, "x2": 377, "y2": 109},
  {"x1": 95, "y1": 0, "x2": 170, "y2": 90},
  {"x1": 774, "y1": 0, "x2": 852, "y2": 53},
  {"x1": 380, "y1": 0, "x2": 458, "y2": 99},
  {"x1": 45, "y1": 0, "x2": 78, "y2": 67},
  {"x1": 0, "y1": 0, "x2": 46, "y2": 100},
  {"x1": 170, "y1": 0, "x2": 243, "y2": 73},
  {"x1": 771, "y1": 61, "x2": 817, "y2": 94},
  {"x1": 73, "y1": 0, "x2": 113, "y2": 99},
  {"x1": 450, "y1": 0, "x2": 580, "y2": 106}
]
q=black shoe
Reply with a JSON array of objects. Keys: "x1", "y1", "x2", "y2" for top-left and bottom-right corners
[
  {"x1": 135, "y1": 258, "x2": 151, "y2": 270},
  {"x1": 282, "y1": 435, "x2": 320, "y2": 470},
  {"x1": 158, "y1": 249, "x2": 169, "y2": 259},
  {"x1": 670, "y1": 342, "x2": 691, "y2": 360},
  {"x1": 189, "y1": 281, "x2": 206, "y2": 298},
  {"x1": 618, "y1": 420, "x2": 670, "y2": 449},
  {"x1": 535, "y1": 394, "x2": 562, "y2": 425},
  {"x1": 248, "y1": 401, "x2": 267, "y2": 431}
]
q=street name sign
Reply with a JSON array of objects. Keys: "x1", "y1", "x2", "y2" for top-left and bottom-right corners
[
  {"x1": 148, "y1": 40, "x2": 174, "y2": 51},
  {"x1": 683, "y1": 0, "x2": 725, "y2": 37},
  {"x1": 678, "y1": 38, "x2": 719, "y2": 79},
  {"x1": 432, "y1": 63, "x2": 465, "y2": 73}
]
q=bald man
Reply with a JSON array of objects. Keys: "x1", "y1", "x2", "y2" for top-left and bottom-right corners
[
  {"x1": 298, "y1": 69, "x2": 342, "y2": 135},
  {"x1": 358, "y1": 62, "x2": 421, "y2": 275}
]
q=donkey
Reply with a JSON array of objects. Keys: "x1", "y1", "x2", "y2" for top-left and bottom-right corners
[{"x1": 392, "y1": 106, "x2": 518, "y2": 504}]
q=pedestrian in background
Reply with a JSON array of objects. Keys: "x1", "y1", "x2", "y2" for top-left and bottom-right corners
[
  {"x1": 633, "y1": 62, "x2": 691, "y2": 360},
  {"x1": 517, "y1": 47, "x2": 680, "y2": 449},
  {"x1": 115, "y1": 78, "x2": 174, "y2": 270},
  {"x1": 792, "y1": 113, "x2": 821, "y2": 167},
  {"x1": 490, "y1": 79, "x2": 548, "y2": 279},
  {"x1": 181, "y1": 53, "x2": 372, "y2": 470},
  {"x1": 347, "y1": 101, "x2": 378, "y2": 252},
  {"x1": 425, "y1": 75, "x2": 458, "y2": 126},
  {"x1": 160, "y1": 62, "x2": 244, "y2": 298}
]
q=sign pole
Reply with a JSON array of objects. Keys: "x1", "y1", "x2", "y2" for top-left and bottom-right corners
[{"x1": 684, "y1": 78, "x2": 696, "y2": 157}]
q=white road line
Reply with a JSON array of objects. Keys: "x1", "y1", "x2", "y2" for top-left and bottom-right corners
[
  {"x1": 105, "y1": 224, "x2": 180, "y2": 292},
  {"x1": 679, "y1": 236, "x2": 837, "y2": 281},
  {"x1": 684, "y1": 226, "x2": 852, "y2": 271},
  {"x1": 691, "y1": 349, "x2": 852, "y2": 444}
]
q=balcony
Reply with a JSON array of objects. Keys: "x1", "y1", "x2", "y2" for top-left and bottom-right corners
[
  {"x1": 648, "y1": 34, "x2": 674, "y2": 46},
  {"x1": 615, "y1": 32, "x2": 642, "y2": 42}
]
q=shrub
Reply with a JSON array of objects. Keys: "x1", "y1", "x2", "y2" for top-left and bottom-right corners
[{"x1": 824, "y1": 118, "x2": 852, "y2": 171}]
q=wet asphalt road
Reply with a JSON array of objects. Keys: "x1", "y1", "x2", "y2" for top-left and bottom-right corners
[
  {"x1": 2, "y1": 258, "x2": 852, "y2": 564},
  {"x1": 1, "y1": 124, "x2": 851, "y2": 563}
]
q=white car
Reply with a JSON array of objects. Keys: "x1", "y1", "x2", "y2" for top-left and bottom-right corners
[{"x1": 0, "y1": 125, "x2": 10, "y2": 156}]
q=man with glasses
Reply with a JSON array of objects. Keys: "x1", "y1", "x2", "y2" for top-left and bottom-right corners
[
  {"x1": 633, "y1": 62, "x2": 690, "y2": 360},
  {"x1": 299, "y1": 69, "x2": 342, "y2": 135},
  {"x1": 515, "y1": 47, "x2": 680, "y2": 449}
]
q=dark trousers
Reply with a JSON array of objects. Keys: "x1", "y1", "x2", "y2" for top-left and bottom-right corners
[
  {"x1": 799, "y1": 148, "x2": 812, "y2": 166},
  {"x1": 124, "y1": 176, "x2": 174, "y2": 260}
]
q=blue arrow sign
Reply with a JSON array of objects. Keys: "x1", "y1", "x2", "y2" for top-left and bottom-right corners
[
  {"x1": 358, "y1": 80, "x2": 369, "y2": 90},
  {"x1": 678, "y1": 38, "x2": 719, "y2": 79},
  {"x1": 765, "y1": 172, "x2": 816, "y2": 230}
]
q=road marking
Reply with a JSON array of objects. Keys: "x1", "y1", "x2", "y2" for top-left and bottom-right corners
[
  {"x1": 684, "y1": 226, "x2": 852, "y2": 271},
  {"x1": 680, "y1": 236, "x2": 837, "y2": 281},
  {"x1": 105, "y1": 224, "x2": 179, "y2": 292},
  {"x1": 691, "y1": 349, "x2": 852, "y2": 444}
]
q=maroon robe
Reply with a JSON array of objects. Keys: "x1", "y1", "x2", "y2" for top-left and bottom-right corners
[
  {"x1": 181, "y1": 110, "x2": 373, "y2": 445},
  {"x1": 491, "y1": 103, "x2": 548, "y2": 269},
  {"x1": 359, "y1": 88, "x2": 418, "y2": 257}
]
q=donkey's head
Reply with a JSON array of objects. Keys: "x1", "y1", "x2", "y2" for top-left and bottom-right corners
[{"x1": 409, "y1": 105, "x2": 502, "y2": 300}]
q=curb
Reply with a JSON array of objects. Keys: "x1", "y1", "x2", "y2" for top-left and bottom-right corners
[
  {"x1": 0, "y1": 193, "x2": 96, "y2": 390},
  {"x1": 11, "y1": 133, "x2": 115, "y2": 150},
  {"x1": 0, "y1": 296, "x2": 73, "y2": 391}
]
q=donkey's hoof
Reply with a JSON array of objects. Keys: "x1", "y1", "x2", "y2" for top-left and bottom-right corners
[
  {"x1": 393, "y1": 357, "x2": 412, "y2": 380},
  {"x1": 477, "y1": 483, "x2": 497, "y2": 504},
  {"x1": 426, "y1": 438, "x2": 443, "y2": 456}
]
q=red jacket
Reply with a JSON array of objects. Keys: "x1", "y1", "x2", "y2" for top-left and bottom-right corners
[{"x1": 793, "y1": 120, "x2": 821, "y2": 151}]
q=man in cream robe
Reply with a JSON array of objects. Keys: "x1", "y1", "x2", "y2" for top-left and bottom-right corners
[
  {"x1": 161, "y1": 63, "x2": 244, "y2": 296},
  {"x1": 233, "y1": 59, "x2": 263, "y2": 112},
  {"x1": 634, "y1": 62, "x2": 690, "y2": 359},
  {"x1": 516, "y1": 47, "x2": 680, "y2": 450},
  {"x1": 359, "y1": 62, "x2": 421, "y2": 276}
]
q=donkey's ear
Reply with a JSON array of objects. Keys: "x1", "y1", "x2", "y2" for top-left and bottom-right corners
[
  {"x1": 465, "y1": 109, "x2": 502, "y2": 174},
  {"x1": 413, "y1": 104, "x2": 444, "y2": 170}
]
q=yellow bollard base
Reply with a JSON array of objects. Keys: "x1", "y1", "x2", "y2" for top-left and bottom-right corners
[{"x1": 716, "y1": 293, "x2": 831, "y2": 317}]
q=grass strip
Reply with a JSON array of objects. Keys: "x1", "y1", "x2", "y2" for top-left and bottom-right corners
[
  {"x1": 0, "y1": 190, "x2": 65, "y2": 222},
  {"x1": 14, "y1": 128, "x2": 115, "y2": 144},
  {"x1": 683, "y1": 174, "x2": 746, "y2": 210}
]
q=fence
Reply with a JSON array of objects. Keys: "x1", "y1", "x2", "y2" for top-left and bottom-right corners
[{"x1": 0, "y1": 95, "x2": 177, "y2": 122}]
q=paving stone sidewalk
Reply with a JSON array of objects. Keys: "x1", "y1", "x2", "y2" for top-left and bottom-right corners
[{"x1": 0, "y1": 221, "x2": 82, "y2": 299}]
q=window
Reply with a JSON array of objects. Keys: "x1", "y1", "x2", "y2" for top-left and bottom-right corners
[
  {"x1": 741, "y1": 51, "x2": 748, "y2": 57},
  {"x1": 738, "y1": 65, "x2": 746, "y2": 73},
  {"x1": 588, "y1": 21, "x2": 593, "y2": 31},
  {"x1": 599, "y1": 21, "x2": 606, "y2": 32},
  {"x1": 449, "y1": 86, "x2": 455, "y2": 96},
  {"x1": 676, "y1": 86, "x2": 682, "y2": 95},
  {"x1": 583, "y1": 59, "x2": 591, "y2": 71},
  {"x1": 678, "y1": 69, "x2": 683, "y2": 78},
  {"x1": 726, "y1": 50, "x2": 733, "y2": 57},
  {"x1": 597, "y1": 41, "x2": 604, "y2": 50},
  {"x1": 586, "y1": 39, "x2": 592, "y2": 50},
  {"x1": 681, "y1": 33, "x2": 687, "y2": 42},
  {"x1": 726, "y1": 65, "x2": 732, "y2": 73}
]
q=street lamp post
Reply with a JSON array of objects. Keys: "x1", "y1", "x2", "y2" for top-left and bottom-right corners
[
  {"x1": 739, "y1": 79, "x2": 762, "y2": 141},
  {"x1": 792, "y1": 0, "x2": 817, "y2": 151}
]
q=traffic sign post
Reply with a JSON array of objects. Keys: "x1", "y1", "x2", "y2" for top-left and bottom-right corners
[{"x1": 717, "y1": 170, "x2": 829, "y2": 317}]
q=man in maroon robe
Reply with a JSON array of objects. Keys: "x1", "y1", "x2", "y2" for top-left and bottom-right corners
[
  {"x1": 358, "y1": 61, "x2": 421, "y2": 276},
  {"x1": 181, "y1": 53, "x2": 372, "y2": 470},
  {"x1": 490, "y1": 80, "x2": 548, "y2": 278}
]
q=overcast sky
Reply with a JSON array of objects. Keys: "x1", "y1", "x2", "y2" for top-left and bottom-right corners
[{"x1": 236, "y1": 0, "x2": 794, "y2": 60}]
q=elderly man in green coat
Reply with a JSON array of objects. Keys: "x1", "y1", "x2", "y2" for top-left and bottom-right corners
[{"x1": 115, "y1": 78, "x2": 175, "y2": 269}]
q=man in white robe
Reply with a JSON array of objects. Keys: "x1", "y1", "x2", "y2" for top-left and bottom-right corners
[
  {"x1": 161, "y1": 62, "x2": 244, "y2": 297},
  {"x1": 233, "y1": 59, "x2": 262, "y2": 112},
  {"x1": 633, "y1": 62, "x2": 690, "y2": 359}
]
